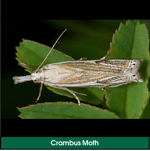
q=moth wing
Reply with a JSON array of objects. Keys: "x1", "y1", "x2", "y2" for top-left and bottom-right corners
[{"x1": 96, "y1": 75, "x2": 129, "y2": 88}]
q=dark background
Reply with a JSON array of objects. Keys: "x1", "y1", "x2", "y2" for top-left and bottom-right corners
[{"x1": 1, "y1": 20, "x2": 150, "y2": 119}]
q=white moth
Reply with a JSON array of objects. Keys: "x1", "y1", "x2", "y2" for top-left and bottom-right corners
[{"x1": 13, "y1": 29, "x2": 144, "y2": 106}]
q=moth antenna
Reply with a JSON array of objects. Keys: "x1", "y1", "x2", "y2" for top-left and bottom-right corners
[{"x1": 35, "y1": 28, "x2": 67, "y2": 73}]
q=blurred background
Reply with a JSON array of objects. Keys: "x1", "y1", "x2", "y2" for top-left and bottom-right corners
[{"x1": 1, "y1": 20, "x2": 150, "y2": 119}]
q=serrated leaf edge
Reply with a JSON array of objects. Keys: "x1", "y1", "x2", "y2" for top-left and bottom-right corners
[
  {"x1": 138, "y1": 93, "x2": 150, "y2": 118},
  {"x1": 17, "y1": 102, "x2": 119, "y2": 119}
]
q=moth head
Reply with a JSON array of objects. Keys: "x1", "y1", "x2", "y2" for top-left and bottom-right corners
[
  {"x1": 130, "y1": 73, "x2": 144, "y2": 82},
  {"x1": 31, "y1": 73, "x2": 40, "y2": 83}
]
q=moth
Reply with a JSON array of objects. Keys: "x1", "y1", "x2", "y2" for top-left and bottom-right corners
[{"x1": 13, "y1": 29, "x2": 144, "y2": 106}]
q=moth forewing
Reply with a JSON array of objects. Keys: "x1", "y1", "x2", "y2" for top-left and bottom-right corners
[{"x1": 13, "y1": 29, "x2": 144, "y2": 106}]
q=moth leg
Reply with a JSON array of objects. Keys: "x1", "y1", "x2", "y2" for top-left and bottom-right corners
[
  {"x1": 61, "y1": 87, "x2": 82, "y2": 106},
  {"x1": 69, "y1": 89, "x2": 87, "y2": 96},
  {"x1": 18, "y1": 62, "x2": 36, "y2": 70},
  {"x1": 99, "y1": 54, "x2": 108, "y2": 61},
  {"x1": 35, "y1": 83, "x2": 43, "y2": 103},
  {"x1": 49, "y1": 85, "x2": 82, "y2": 106},
  {"x1": 79, "y1": 57, "x2": 87, "y2": 61}
]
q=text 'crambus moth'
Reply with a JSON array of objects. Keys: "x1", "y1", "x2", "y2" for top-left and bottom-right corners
[{"x1": 13, "y1": 29, "x2": 144, "y2": 106}]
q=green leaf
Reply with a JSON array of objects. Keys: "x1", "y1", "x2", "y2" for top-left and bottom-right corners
[
  {"x1": 105, "y1": 20, "x2": 149, "y2": 119},
  {"x1": 139, "y1": 95, "x2": 150, "y2": 119},
  {"x1": 15, "y1": 39, "x2": 103, "y2": 105},
  {"x1": 18, "y1": 102, "x2": 119, "y2": 119}
]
